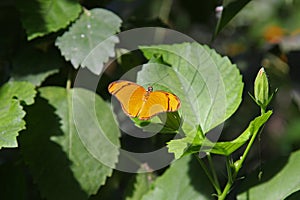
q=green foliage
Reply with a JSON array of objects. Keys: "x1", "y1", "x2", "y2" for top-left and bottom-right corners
[
  {"x1": 140, "y1": 43, "x2": 244, "y2": 134},
  {"x1": 18, "y1": 87, "x2": 120, "y2": 199},
  {"x1": 125, "y1": 165, "x2": 156, "y2": 200},
  {"x1": 55, "y1": 8, "x2": 122, "y2": 75},
  {"x1": 167, "y1": 111, "x2": 272, "y2": 159},
  {"x1": 182, "y1": 111, "x2": 272, "y2": 157},
  {"x1": 238, "y1": 149, "x2": 300, "y2": 200},
  {"x1": 139, "y1": 43, "x2": 243, "y2": 159},
  {"x1": 1, "y1": 1, "x2": 299, "y2": 199},
  {"x1": 142, "y1": 155, "x2": 214, "y2": 200},
  {"x1": 214, "y1": 0, "x2": 252, "y2": 37},
  {"x1": 16, "y1": 0, "x2": 82, "y2": 40},
  {"x1": 0, "y1": 81, "x2": 36, "y2": 149}
]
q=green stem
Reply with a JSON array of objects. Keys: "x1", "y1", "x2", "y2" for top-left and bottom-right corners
[
  {"x1": 218, "y1": 180, "x2": 232, "y2": 200},
  {"x1": 226, "y1": 157, "x2": 233, "y2": 184},
  {"x1": 219, "y1": 106, "x2": 267, "y2": 199},
  {"x1": 219, "y1": 124, "x2": 266, "y2": 199},
  {"x1": 207, "y1": 153, "x2": 221, "y2": 195},
  {"x1": 217, "y1": 157, "x2": 234, "y2": 200},
  {"x1": 196, "y1": 155, "x2": 221, "y2": 195}
]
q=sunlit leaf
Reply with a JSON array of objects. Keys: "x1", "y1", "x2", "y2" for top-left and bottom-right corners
[
  {"x1": 140, "y1": 43, "x2": 243, "y2": 134},
  {"x1": 180, "y1": 111, "x2": 272, "y2": 157},
  {"x1": 56, "y1": 8, "x2": 122, "y2": 75},
  {"x1": 139, "y1": 43, "x2": 243, "y2": 158},
  {"x1": 0, "y1": 81, "x2": 36, "y2": 149}
]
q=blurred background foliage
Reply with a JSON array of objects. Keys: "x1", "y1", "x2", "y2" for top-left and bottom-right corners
[{"x1": 1, "y1": 0, "x2": 300, "y2": 199}]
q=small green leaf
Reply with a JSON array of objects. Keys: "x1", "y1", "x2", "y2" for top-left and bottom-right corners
[
  {"x1": 56, "y1": 8, "x2": 122, "y2": 75},
  {"x1": 214, "y1": 0, "x2": 252, "y2": 38},
  {"x1": 133, "y1": 112, "x2": 181, "y2": 134},
  {"x1": 238, "y1": 149, "x2": 300, "y2": 200},
  {"x1": 0, "y1": 81, "x2": 36, "y2": 149},
  {"x1": 16, "y1": 0, "x2": 82, "y2": 40},
  {"x1": 141, "y1": 155, "x2": 214, "y2": 200},
  {"x1": 11, "y1": 45, "x2": 62, "y2": 86},
  {"x1": 184, "y1": 111, "x2": 272, "y2": 156},
  {"x1": 167, "y1": 136, "x2": 193, "y2": 159},
  {"x1": 19, "y1": 87, "x2": 120, "y2": 199}
]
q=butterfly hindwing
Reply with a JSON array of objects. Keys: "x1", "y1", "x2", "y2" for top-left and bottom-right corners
[{"x1": 138, "y1": 91, "x2": 181, "y2": 120}]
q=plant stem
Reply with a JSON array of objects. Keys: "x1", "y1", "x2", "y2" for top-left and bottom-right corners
[
  {"x1": 226, "y1": 157, "x2": 233, "y2": 184},
  {"x1": 217, "y1": 157, "x2": 234, "y2": 200},
  {"x1": 218, "y1": 179, "x2": 232, "y2": 200},
  {"x1": 218, "y1": 124, "x2": 266, "y2": 199},
  {"x1": 196, "y1": 155, "x2": 221, "y2": 195},
  {"x1": 207, "y1": 153, "x2": 221, "y2": 194}
]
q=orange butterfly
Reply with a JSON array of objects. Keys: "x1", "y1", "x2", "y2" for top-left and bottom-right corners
[{"x1": 108, "y1": 80, "x2": 181, "y2": 120}]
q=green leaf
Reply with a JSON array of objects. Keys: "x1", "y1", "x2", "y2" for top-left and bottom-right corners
[
  {"x1": 19, "y1": 87, "x2": 120, "y2": 199},
  {"x1": 208, "y1": 112, "x2": 271, "y2": 155},
  {"x1": 141, "y1": 155, "x2": 214, "y2": 200},
  {"x1": 16, "y1": 0, "x2": 82, "y2": 40},
  {"x1": 132, "y1": 112, "x2": 181, "y2": 134},
  {"x1": 214, "y1": 0, "x2": 252, "y2": 38},
  {"x1": 167, "y1": 135, "x2": 194, "y2": 159},
  {"x1": 237, "y1": 149, "x2": 300, "y2": 200},
  {"x1": 0, "y1": 81, "x2": 36, "y2": 149},
  {"x1": 186, "y1": 111, "x2": 272, "y2": 156},
  {"x1": 125, "y1": 164, "x2": 156, "y2": 200},
  {"x1": 11, "y1": 45, "x2": 62, "y2": 86},
  {"x1": 140, "y1": 43, "x2": 243, "y2": 134},
  {"x1": 55, "y1": 8, "x2": 122, "y2": 75}
]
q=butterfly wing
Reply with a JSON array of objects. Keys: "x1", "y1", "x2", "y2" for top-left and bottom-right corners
[
  {"x1": 108, "y1": 80, "x2": 146, "y2": 117},
  {"x1": 138, "y1": 91, "x2": 181, "y2": 120}
]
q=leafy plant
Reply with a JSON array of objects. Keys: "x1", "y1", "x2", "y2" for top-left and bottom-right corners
[{"x1": 1, "y1": 0, "x2": 300, "y2": 200}]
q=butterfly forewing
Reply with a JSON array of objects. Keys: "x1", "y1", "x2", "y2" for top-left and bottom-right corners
[{"x1": 108, "y1": 81, "x2": 146, "y2": 117}]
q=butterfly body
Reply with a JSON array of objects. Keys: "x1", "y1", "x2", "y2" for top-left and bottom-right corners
[{"x1": 108, "y1": 80, "x2": 181, "y2": 120}]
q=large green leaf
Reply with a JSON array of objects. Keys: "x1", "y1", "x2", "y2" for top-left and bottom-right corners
[
  {"x1": 140, "y1": 43, "x2": 243, "y2": 135},
  {"x1": 19, "y1": 87, "x2": 120, "y2": 199},
  {"x1": 237, "y1": 149, "x2": 300, "y2": 200},
  {"x1": 141, "y1": 155, "x2": 214, "y2": 200},
  {"x1": 0, "y1": 81, "x2": 36, "y2": 149},
  {"x1": 11, "y1": 45, "x2": 62, "y2": 86},
  {"x1": 16, "y1": 0, "x2": 82, "y2": 40},
  {"x1": 214, "y1": 0, "x2": 252, "y2": 38},
  {"x1": 55, "y1": 8, "x2": 122, "y2": 75}
]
